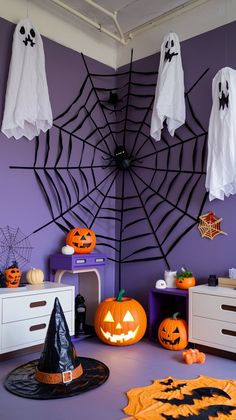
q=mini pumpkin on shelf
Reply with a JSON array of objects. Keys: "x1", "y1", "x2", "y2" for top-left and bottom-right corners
[
  {"x1": 4, "y1": 261, "x2": 22, "y2": 288},
  {"x1": 176, "y1": 267, "x2": 196, "y2": 289},
  {"x1": 26, "y1": 268, "x2": 44, "y2": 285},
  {"x1": 66, "y1": 227, "x2": 96, "y2": 254}
]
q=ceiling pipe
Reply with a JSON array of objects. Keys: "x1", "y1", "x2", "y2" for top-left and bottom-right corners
[
  {"x1": 126, "y1": 0, "x2": 210, "y2": 40},
  {"x1": 84, "y1": 0, "x2": 126, "y2": 44},
  {"x1": 49, "y1": 0, "x2": 128, "y2": 45}
]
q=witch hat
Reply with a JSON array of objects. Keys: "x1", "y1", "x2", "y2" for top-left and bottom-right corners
[{"x1": 5, "y1": 297, "x2": 109, "y2": 399}]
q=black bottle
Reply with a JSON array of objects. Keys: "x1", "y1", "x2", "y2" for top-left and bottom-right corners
[
  {"x1": 75, "y1": 294, "x2": 86, "y2": 336},
  {"x1": 208, "y1": 275, "x2": 218, "y2": 287}
]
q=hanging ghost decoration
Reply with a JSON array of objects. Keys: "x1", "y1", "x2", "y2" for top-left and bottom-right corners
[
  {"x1": 1, "y1": 18, "x2": 52, "y2": 140},
  {"x1": 150, "y1": 32, "x2": 185, "y2": 141},
  {"x1": 205, "y1": 67, "x2": 236, "y2": 201}
]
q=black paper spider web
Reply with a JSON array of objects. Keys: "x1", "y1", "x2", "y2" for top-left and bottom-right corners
[{"x1": 10, "y1": 51, "x2": 209, "y2": 288}]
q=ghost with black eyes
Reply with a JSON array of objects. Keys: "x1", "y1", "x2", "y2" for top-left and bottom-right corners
[
  {"x1": 150, "y1": 32, "x2": 185, "y2": 141},
  {"x1": 205, "y1": 67, "x2": 236, "y2": 201},
  {"x1": 1, "y1": 18, "x2": 52, "y2": 140}
]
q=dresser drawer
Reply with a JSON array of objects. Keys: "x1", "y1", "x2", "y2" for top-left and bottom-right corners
[
  {"x1": 192, "y1": 293, "x2": 236, "y2": 323},
  {"x1": 1, "y1": 312, "x2": 73, "y2": 351},
  {"x1": 2, "y1": 289, "x2": 73, "y2": 323},
  {"x1": 191, "y1": 316, "x2": 236, "y2": 351}
]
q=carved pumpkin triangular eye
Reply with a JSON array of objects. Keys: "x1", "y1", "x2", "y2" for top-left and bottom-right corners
[
  {"x1": 123, "y1": 311, "x2": 135, "y2": 322},
  {"x1": 173, "y1": 327, "x2": 179, "y2": 333},
  {"x1": 104, "y1": 311, "x2": 114, "y2": 322}
]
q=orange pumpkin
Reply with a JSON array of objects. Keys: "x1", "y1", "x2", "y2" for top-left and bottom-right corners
[
  {"x1": 94, "y1": 289, "x2": 147, "y2": 346},
  {"x1": 176, "y1": 276, "x2": 196, "y2": 289},
  {"x1": 158, "y1": 312, "x2": 188, "y2": 350},
  {"x1": 66, "y1": 227, "x2": 96, "y2": 254},
  {"x1": 182, "y1": 348, "x2": 206, "y2": 365},
  {"x1": 4, "y1": 262, "x2": 22, "y2": 288}
]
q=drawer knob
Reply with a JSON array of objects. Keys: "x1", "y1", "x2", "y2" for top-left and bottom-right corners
[
  {"x1": 30, "y1": 300, "x2": 47, "y2": 308},
  {"x1": 29, "y1": 323, "x2": 46, "y2": 331},
  {"x1": 222, "y1": 328, "x2": 236, "y2": 337},
  {"x1": 221, "y1": 304, "x2": 236, "y2": 312}
]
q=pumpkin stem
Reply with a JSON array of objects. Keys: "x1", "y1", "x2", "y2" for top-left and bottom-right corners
[
  {"x1": 172, "y1": 312, "x2": 180, "y2": 320},
  {"x1": 117, "y1": 289, "x2": 125, "y2": 302}
]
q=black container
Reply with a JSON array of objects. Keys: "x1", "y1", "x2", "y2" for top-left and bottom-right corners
[{"x1": 208, "y1": 275, "x2": 218, "y2": 287}]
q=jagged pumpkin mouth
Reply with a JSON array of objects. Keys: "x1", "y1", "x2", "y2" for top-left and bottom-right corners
[
  {"x1": 160, "y1": 336, "x2": 180, "y2": 345},
  {"x1": 72, "y1": 242, "x2": 92, "y2": 248},
  {"x1": 100, "y1": 326, "x2": 139, "y2": 343}
]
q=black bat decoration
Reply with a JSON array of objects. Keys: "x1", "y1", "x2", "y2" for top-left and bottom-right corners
[
  {"x1": 160, "y1": 379, "x2": 174, "y2": 386},
  {"x1": 155, "y1": 387, "x2": 231, "y2": 406},
  {"x1": 163, "y1": 383, "x2": 187, "y2": 393},
  {"x1": 161, "y1": 404, "x2": 236, "y2": 419}
]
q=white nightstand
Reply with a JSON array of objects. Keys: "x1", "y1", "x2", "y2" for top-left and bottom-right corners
[
  {"x1": 0, "y1": 281, "x2": 74, "y2": 354},
  {"x1": 189, "y1": 284, "x2": 236, "y2": 353}
]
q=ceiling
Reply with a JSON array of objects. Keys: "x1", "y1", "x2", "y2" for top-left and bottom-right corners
[{"x1": 48, "y1": 0, "x2": 207, "y2": 44}]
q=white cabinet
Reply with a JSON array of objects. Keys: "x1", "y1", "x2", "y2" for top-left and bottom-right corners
[
  {"x1": 189, "y1": 284, "x2": 236, "y2": 353},
  {"x1": 0, "y1": 281, "x2": 74, "y2": 354}
]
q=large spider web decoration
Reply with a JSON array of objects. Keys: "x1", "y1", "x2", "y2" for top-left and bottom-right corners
[
  {"x1": 0, "y1": 226, "x2": 33, "y2": 270},
  {"x1": 11, "y1": 51, "x2": 209, "y2": 288}
]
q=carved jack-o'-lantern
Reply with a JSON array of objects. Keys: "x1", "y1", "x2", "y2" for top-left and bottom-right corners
[
  {"x1": 95, "y1": 289, "x2": 147, "y2": 346},
  {"x1": 66, "y1": 227, "x2": 96, "y2": 254},
  {"x1": 4, "y1": 261, "x2": 22, "y2": 288},
  {"x1": 158, "y1": 312, "x2": 188, "y2": 351}
]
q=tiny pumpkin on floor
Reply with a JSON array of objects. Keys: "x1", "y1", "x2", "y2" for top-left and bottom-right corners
[{"x1": 182, "y1": 348, "x2": 206, "y2": 364}]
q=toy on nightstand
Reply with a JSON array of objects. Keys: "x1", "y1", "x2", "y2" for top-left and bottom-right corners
[
  {"x1": 155, "y1": 279, "x2": 167, "y2": 289},
  {"x1": 182, "y1": 348, "x2": 206, "y2": 365}
]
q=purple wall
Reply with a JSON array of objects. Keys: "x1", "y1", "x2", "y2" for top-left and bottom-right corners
[
  {"x1": 118, "y1": 21, "x2": 236, "y2": 307},
  {"x1": 1, "y1": 15, "x2": 236, "y2": 310},
  {"x1": 0, "y1": 16, "x2": 115, "y2": 298}
]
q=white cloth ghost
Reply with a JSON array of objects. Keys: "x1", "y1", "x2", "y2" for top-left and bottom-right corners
[
  {"x1": 150, "y1": 32, "x2": 185, "y2": 141},
  {"x1": 1, "y1": 18, "x2": 52, "y2": 140},
  {"x1": 205, "y1": 67, "x2": 236, "y2": 201}
]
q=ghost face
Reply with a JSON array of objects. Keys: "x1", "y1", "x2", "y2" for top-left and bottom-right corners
[
  {"x1": 17, "y1": 20, "x2": 36, "y2": 48},
  {"x1": 219, "y1": 79, "x2": 229, "y2": 110},
  {"x1": 164, "y1": 37, "x2": 178, "y2": 62}
]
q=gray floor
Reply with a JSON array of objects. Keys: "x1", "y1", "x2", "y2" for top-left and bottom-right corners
[{"x1": 0, "y1": 337, "x2": 236, "y2": 420}]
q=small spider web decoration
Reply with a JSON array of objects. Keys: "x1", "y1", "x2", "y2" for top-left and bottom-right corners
[
  {"x1": 0, "y1": 226, "x2": 33, "y2": 270},
  {"x1": 198, "y1": 211, "x2": 227, "y2": 240}
]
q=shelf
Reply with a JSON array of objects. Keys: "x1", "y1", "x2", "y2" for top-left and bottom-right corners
[{"x1": 148, "y1": 287, "x2": 189, "y2": 342}]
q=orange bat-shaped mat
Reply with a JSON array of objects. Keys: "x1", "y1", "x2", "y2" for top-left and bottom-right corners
[{"x1": 122, "y1": 376, "x2": 236, "y2": 420}]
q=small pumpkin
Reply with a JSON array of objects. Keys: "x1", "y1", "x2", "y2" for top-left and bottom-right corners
[
  {"x1": 176, "y1": 276, "x2": 196, "y2": 289},
  {"x1": 94, "y1": 289, "x2": 147, "y2": 346},
  {"x1": 4, "y1": 261, "x2": 22, "y2": 288},
  {"x1": 26, "y1": 268, "x2": 44, "y2": 284},
  {"x1": 182, "y1": 348, "x2": 206, "y2": 365},
  {"x1": 158, "y1": 312, "x2": 188, "y2": 350},
  {"x1": 66, "y1": 227, "x2": 96, "y2": 254},
  {"x1": 176, "y1": 268, "x2": 196, "y2": 289}
]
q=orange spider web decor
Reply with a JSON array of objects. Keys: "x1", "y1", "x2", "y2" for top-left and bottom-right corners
[
  {"x1": 198, "y1": 211, "x2": 227, "y2": 240},
  {"x1": 122, "y1": 376, "x2": 236, "y2": 420}
]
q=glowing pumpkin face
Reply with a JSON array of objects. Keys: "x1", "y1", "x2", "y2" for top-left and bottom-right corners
[
  {"x1": 158, "y1": 312, "x2": 188, "y2": 351},
  {"x1": 95, "y1": 290, "x2": 147, "y2": 346},
  {"x1": 66, "y1": 227, "x2": 96, "y2": 254},
  {"x1": 4, "y1": 262, "x2": 22, "y2": 288}
]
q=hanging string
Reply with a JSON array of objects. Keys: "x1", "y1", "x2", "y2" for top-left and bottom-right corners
[{"x1": 26, "y1": 0, "x2": 29, "y2": 18}]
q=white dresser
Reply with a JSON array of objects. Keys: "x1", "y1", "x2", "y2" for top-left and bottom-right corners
[
  {"x1": 189, "y1": 284, "x2": 236, "y2": 353},
  {"x1": 0, "y1": 281, "x2": 74, "y2": 354}
]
